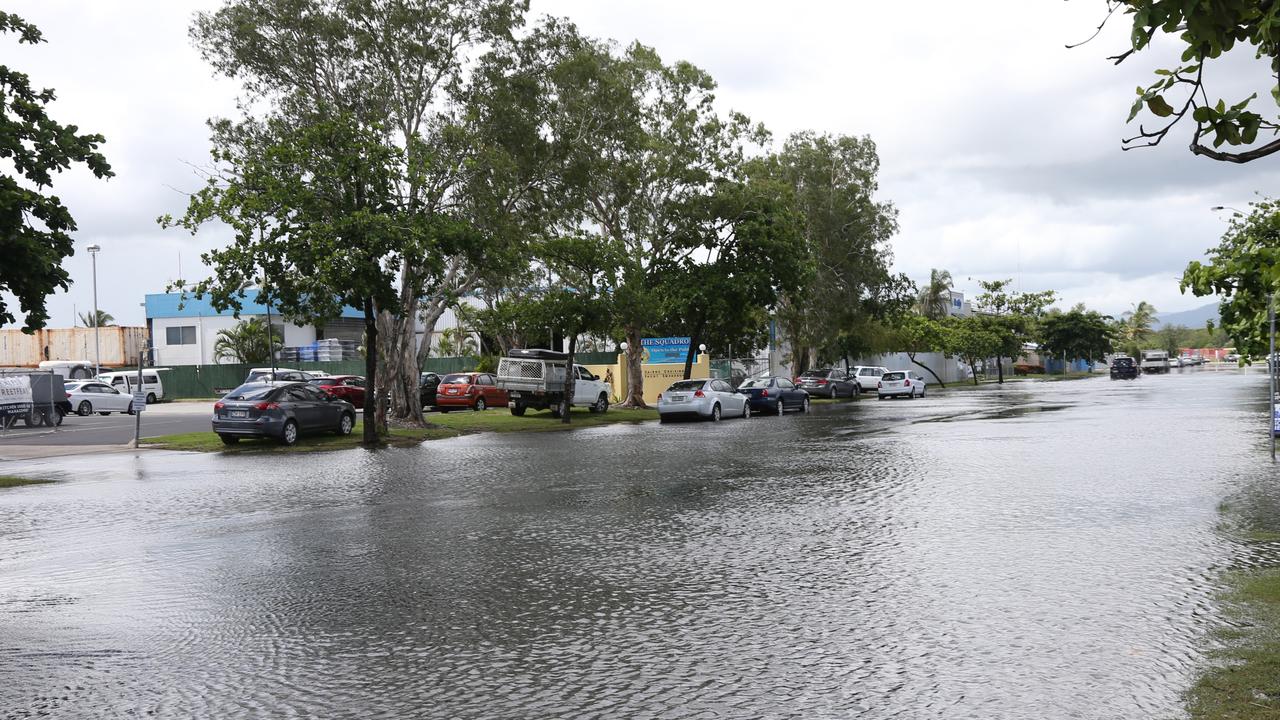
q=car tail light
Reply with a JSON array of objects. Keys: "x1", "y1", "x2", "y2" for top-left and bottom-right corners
[
  {"x1": 254, "y1": 401, "x2": 280, "y2": 411},
  {"x1": 877, "y1": 382, "x2": 882, "y2": 389},
  {"x1": 761, "y1": 389, "x2": 769, "y2": 398},
  {"x1": 214, "y1": 401, "x2": 224, "y2": 410},
  {"x1": 694, "y1": 390, "x2": 705, "y2": 397},
  {"x1": 656, "y1": 393, "x2": 662, "y2": 401},
  {"x1": 903, "y1": 379, "x2": 910, "y2": 387},
  {"x1": 817, "y1": 379, "x2": 828, "y2": 385}
]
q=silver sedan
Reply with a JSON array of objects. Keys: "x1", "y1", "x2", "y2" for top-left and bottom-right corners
[{"x1": 657, "y1": 378, "x2": 749, "y2": 422}]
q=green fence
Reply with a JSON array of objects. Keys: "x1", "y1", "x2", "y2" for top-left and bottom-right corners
[{"x1": 159, "y1": 351, "x2": 624, "y2": 399}]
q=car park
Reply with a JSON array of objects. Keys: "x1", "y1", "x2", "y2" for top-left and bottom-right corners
[
  {"x1": 309, "y1": 375, "x2": 366, "y2": 409},
  {"x1": 435, "y1": 372, "x2": 509, "y2": 412},
  {"x1": 795, "y1": 368, "x2": 858, "y2": 398},
  {"x1": 877, "y1": 370, "x2": 926, "y2": 399},
  {"x1": 737, "y1": 376, "x2": 809, "y2": 415},
  {"x1": 1109, "y1": 356, "x2": 1139, "y2": 380},
  {"x1": 657, "y1": 378, "x2": 749, "y2": 422},
  {"x1": 212, "y1": 381, "x2": 356, "y2": 445},
  {"x1": 96, "y1": 369, "x2": 167, "y2": 403},
  {"x1": 851, "y1": 365, "x2": 890, "y2": 393},
  {"x1": 65, "y1": 380, "x2": 136, "y2": 416}
]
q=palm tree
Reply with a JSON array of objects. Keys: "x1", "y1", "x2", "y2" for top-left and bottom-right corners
[
  {"x1": 1118, "y1": 300, "x2": 1157, "y2": 355},
  {"x1": 213, "y1": 318, "x2": 282, "y2": 364},
  {"x1": 435, "y1": 327, "x2": 478, "y2": 358},
  {"x1": 78, "y1": 309, "x2": 114, "y2": 327},
  {"x1": 916, "y1": 269, "x2": 954, "y2": 319}
]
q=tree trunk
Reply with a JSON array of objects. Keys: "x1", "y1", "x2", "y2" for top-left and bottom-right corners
[
  {"x1": 971, "y1": 357, "x2": 980, "y2": 385},
  {"x1": 622, "y1": 324, "x2": 647, "y2": 408},
  {"x1": 681, "y1": 320, "x2": 706, "y2": 381},
  {"x1": 996, "y1": 354, "x2": 1005, "y2": 384},
  {"x1": 362, "y1": 298, "x2": 379, "y2": 447},
  {"x1": 562, "y1": 335, "x2": 576, "y2": 424},
  {"x1": 907, "y1": 352, "x2": 945, "y2": 388}
]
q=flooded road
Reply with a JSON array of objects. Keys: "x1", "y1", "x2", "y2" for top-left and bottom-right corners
[{"x1": 0, "y1": 368, "x2": 1274, "y2": 718}]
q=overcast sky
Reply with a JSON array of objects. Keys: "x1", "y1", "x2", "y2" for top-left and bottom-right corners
[{"x1": 9, "y1": 0, "x2": 1276, "y2": 328}]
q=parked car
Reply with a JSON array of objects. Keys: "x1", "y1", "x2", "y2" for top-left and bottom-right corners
[
  {"x1": 495, "y1": 349, "x2": 612, "y2": 416},
  {"x1": 244, "y1": 367, "x2": 313, "y2": 384},
  {"x1": 309, "y1": 375, "x2": 366, "y2": 409},
  {"x1": 435, "y1": 372, "x2": 509, "y2": 412},
  {"x1": 737, "y1": 376, "x2": 809, "y2": 416},
  {"x1": 419, "y1": 372, "x2": 442, "y2": 410},
  {"x1": 95, "y1": 369, "x2": 167, "y2": 404},
  {"x1": 2, "y1": 373, "x2": 72, "y2": 427},
  {"x1": 212, "y1": 382, "x2": 356, "y2": 445},
  {"x1": 657, "y1": 378, "x2": 749, "y2": 422},
  {"x1": 794, "y1": 368, "x2": 858, "y2": 398},
  {"x1": 1110, "y1": 356, "x2": 1139, "y2": 380},
  {"x1": 851, "y1": 365, "x2": 890, "y2": 393},
  {"x1": 65, "y1": 380, "x2": 136, "y2": 416},
  {"x1": 877, "y1": 370, "x2": 926, "y2": 399}
]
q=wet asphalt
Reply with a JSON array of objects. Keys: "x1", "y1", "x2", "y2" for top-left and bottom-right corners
[{"x1": 0, "y1": 366, "x2": 1275, "y2": 719}]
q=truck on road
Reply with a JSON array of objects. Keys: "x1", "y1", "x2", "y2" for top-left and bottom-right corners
[
  {"x1": 1140, "y1": 349, "x2": 1171, "y2": 374},
  {"x1": 495, "y1": 349, "x2": 612, "y2": 417}
]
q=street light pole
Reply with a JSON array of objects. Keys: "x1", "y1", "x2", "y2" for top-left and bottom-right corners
[
  {"x1": 1271, "y1": 292, "x2": 1276, "y2": 462},
  {"x1": 87, "y1": 244, "x2": 101, "y2": 377}
]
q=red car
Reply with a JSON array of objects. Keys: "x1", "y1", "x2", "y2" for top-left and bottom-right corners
[
  {"x1": 309, "y1": 375, "x2": 366, "y2": 409},
  {"x1": 435, "y1": 372, "x2": 508, "y2": 412}
]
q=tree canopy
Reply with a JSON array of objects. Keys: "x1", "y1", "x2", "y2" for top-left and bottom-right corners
[{"x1": 0, "y1": 12, "x2": 113, "y2": 332}]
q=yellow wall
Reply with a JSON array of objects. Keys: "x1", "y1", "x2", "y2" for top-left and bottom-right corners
[{"x1": 582, "y1": 353, "x2": 711, "y2": 405}]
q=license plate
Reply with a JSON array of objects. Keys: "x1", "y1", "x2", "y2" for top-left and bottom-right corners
[
  {"x1": 446, "y1": 388, "x2": 458, "y2": 395},
  {"x1": 669, "y1": 394, "x2": 686, "y2": 402},
  {"x1": 229, "y1": 410, "x2": 247, "y2": 418}
]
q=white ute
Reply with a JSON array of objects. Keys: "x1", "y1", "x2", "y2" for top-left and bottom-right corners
[{"x1": 495, "y1": 349, "x2": 612, "y2": 417}]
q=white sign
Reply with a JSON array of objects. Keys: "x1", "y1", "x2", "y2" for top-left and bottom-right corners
[
  {"x1": 0, "y1": 376, "x2": 32, "y2": 418},
  {"x1": 132, "y1": 391, "x2": 148, "y2": 412}
]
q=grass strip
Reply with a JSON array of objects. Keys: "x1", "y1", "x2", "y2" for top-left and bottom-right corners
[
  {"x1": 1187, "y1": 564, "x2": 1280, "y2": 718},
  {"x1": 426, "y1": 405, "x2": 658, "y2": 432},
  {"x1": 0, "y1": 475, "x2": 54, "y2": 489}
]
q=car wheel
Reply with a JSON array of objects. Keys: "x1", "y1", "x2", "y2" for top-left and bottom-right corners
[
  {"x1": 52, "y1": 409, "x2": 64, "y2": 427},
  {"x1": 146, "y1": 393, "x2": 157, "y2": 404},
  {"x1": 776, "y1": 400, "x2": 785, "y2": 416},
  {"x1": 921, "y1": 387, "x2": 926, "y2": 398},
  {"x1": 439, "y1": 408, "x2": 450, "y2": 414},
  {"x1": 279, "y1": 420, "x2": 299, "y2": 445},
  {"x1": 829, "y1": 386, "x2": 837, "y2": 399},
  {"x1": 510, "y1": 404, "x2": 527, "y2": 417},
  {"x1": 741, "y1": 401, "x2": 750, "y2": 419},
  {"x1": 877, "y1": 394, "x2": 885, "y2": 401},
  {"x1": 474, "y1": 397, "x2": 487, "y2": 411},
  {"x1": 802, "y1": 397, "x2": 810, "y2": 413},
  {"x1": 219, "y1": 434, "x2": 240, "y2": 445},
  {"x1": 77, "y1": 400, "x2": 92, "y2": 416},
  {"x1": 337, "y1": 413, "x2": 354, "y2": 436},
  {"x1": 592, "y1": 394, "x2": 609, "y2": 414},
  {"x1": 710, "y1": 403, "x2": 721, "y2": 422}
]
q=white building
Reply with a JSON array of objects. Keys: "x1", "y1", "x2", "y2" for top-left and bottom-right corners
[{"x1": 144, "y1": 292, "x2": 483, "y2": 366}]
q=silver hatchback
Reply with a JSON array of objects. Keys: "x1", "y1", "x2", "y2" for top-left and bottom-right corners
[{"x1": 658, "y1": 378, "x2": 750, "y2": 422}]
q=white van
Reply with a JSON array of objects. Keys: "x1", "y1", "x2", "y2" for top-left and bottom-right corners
[
  {"x1": 38, "y1": 360, "x2": 96, "y2": 379},
  {"x1": 96, "y1": 369, "x2": 168, "y2": 403}
]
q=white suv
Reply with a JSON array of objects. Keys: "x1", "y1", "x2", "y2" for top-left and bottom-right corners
[{"x1": 851, "y1": 365, "x2": 889, "y2": 393}]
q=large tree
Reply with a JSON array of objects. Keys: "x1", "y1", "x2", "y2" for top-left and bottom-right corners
[
  {"x1": 528, "y1": 27, "x2": 766, "y2": 407},
  {"x1": 772, "y1": 132, "x2": 900, "y2": 374},
  {"x1": 1038, "y1": 307, "x2": 1114, "y2": 372},
  {"x1": 0, "y1": 13, "x2": 113, "y2": 331},
  {"x1": 1093, "y1": 0, "x2": 1280, "y2": 163},
  {"x1": 1182, "y1": 198, "x2": 1280, "y2": 357},
  {"x1": 213, "y1": 317, "x2": 282, "y2": 364},
  {"x1": 916, "y1": 268, "x2": 954, "y2": 320},
  {"x1": 189, "y1": 0, "x2": 530, "y2": 428},
  {"x1": 973, "y1": 279, "x2": 1057, "y2": 383},
  {"x1": 78, "y1": 309, "x2": 114, "y2": 328}
]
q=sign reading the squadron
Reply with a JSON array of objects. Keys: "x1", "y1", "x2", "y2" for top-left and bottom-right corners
[{"x1": 640, "y1": 337, "x2": 691, "y2": 364}]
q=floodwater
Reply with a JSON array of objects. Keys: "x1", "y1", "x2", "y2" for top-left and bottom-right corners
[{"x1": 1, "y1": 367, "x2": 1276, "y2": 718}]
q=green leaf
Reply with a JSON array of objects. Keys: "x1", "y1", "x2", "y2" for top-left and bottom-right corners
[
  {"x1": 1147, "y1": 95, "x2": 1175, "y2": 117},
  {"x1": 1193, "y1": 106, "x2": 1213, "y2": 123}
]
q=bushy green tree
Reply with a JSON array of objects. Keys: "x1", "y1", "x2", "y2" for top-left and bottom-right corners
[
  {"x1": 0, "y1": 13, "x2": 113, "y2": 331},
  {"x1": 1182, "y1": 198, "x2": 1280, "y2": 357},
  {"x1": 1038, "y1": 308, "x2": 1114, "y2": 372},
  {"x1": 213, "y1": 318, "x2": 282, "y2": 364},
  {"x1": 945, "y1": 316, "x2": 1001, "y2": 386},
  {"x1": 973, "y1": 279, "x2": 1057, "y2": 383},
  {"x1": 78, "y1": 310, "x2": 114, "y2": 328},
  {"x1": 893, "y1": 314, "x2": 949, "y2": 387}
]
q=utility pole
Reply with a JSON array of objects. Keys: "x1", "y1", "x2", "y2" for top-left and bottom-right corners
[{"x1": 87, "y1": 244, "x2": 101, "y2": 376}]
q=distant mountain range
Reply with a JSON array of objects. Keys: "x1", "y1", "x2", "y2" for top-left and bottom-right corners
[{"x1": 1152, "y1": 302, "x2": 1220, "y2": 330}]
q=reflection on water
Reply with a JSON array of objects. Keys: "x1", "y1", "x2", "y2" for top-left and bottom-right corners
[{"x1": 0, "y1": 369, "x2": 1271, "y2": 718}]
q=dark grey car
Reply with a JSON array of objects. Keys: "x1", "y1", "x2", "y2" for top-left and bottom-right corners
[
  {"x1": 212, "y1": 382, "x2": 356, "y2": 446},
  {"x1": 795, "y1": 368, "x2": 858, "y2": 398}
]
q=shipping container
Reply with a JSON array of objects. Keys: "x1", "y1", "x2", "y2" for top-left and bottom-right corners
[{"x1": 0, "y1": 327, "x2": 149, "y2": 368}]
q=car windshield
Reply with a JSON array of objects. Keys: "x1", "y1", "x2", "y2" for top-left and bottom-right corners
[
  {"x1": 666, "y1": 380, "x2": 705, "y2": 392},
  {"x1": 307, "y1": 378, "x2": 334, "y2": 386},
  {"x1": 882, "y1": 372, "x2": 906, "y2": 381},
  {"x1": 224, "y1": 384, "x2": 277, "y2": 401},
  {"x1": 64, "y1": 383, "x2": 81, "y2": 392},
  {"x1": 801, "y1": 370, "x2": 830, "y2": 378},
  {"x1": 740, "y1": 378, "x2": 771, "y2": 388},
  {"x1": 441, "y1": 374, "x2": 473, "y2": 385}
]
